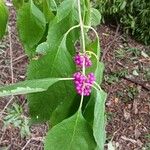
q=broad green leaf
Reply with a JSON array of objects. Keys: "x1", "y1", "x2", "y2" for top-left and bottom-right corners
[
  {"x1": 49, "y1": 0, "x2": 57, "y2": 11},
  {"x1": 84, "y1": 0, "x2": 91, "y2": 26},
  {"x1": 0, "y1": 0, "x2": 8, "y2": 39},
  {"x1": 0, "y1": 78, "x2": 60, "y2": 97},
  {"x1": 45, "y1": 111, "x2": 96, "y2": 150},
  {"x1": 50, "y1": 95, "x2": 80, "y2": 126},
  {"x1": 91, "y1": 8, "x2": 101, "y2": 26},
  {"x1": 43, "y1": 0, "x2": 55, "y2": 23},
  {"x1": 47, "y1": 1, "x2": 79, "y2": 55},
  {"x1": 93, "y1": 89, "x2": 107, "y2": 150},
  {"x1": 26, "y1": 1, "x2": 80, "y2": 122},
  {"x1": 83, "y1": 36, "x2": 106, "y2": 149},
  {"x1": 27, "y1": 24, "x2": 77, "y2": 122},
  {"x1": 83, "y1": 61, "x2": 104, "y2": 124},
  {"x1": 86, "y1": 39, "x2": 103, "y2": 83},
  {"x1": 17, "y1": 0, "x2": 46, "y2": 53},
  {"x1": 56, "y1": 0, "x2": 76, "y2": 22},
  {"x1": 12, "y1": 0, "x2": 23, "y2": 9},
  {"x1": 83, "y1": 89, "x2": 107, "y2": 150},
  {"x1": 87, "y1": 38, "x2": 101, "y2": 57}
]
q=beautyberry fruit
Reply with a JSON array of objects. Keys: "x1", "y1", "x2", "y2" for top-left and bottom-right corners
[
  {"x1": 73, "y1": 72, "x2": 95, "y2": 96},
  {"x1": 74, "y1": 53, "x2": 92, "y2": 68}
]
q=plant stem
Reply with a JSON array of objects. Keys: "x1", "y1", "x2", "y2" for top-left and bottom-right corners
[
  {"x1": 59, "y1": 78, "x2": 74, "y2": 81},
  {"x1": 77, "y1": 0, "x2": 86, "y2": 76},
  {"x1": 64, "y1": 24, "x2": 80, "y2": 37},
  {"x1": 84, "y1": 25, "x2": 100, "y2": 57},
  {"x1": 94, "y1": 81, "x2": 102, "y2": 91},
  {"x1": 86, "y1": 51, "x2": 99, "y2": 60},
  {"x1": 79, "y1": 93, "x2": 84, "y2": 111}
]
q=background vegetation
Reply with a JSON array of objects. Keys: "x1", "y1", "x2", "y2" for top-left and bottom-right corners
[{"x1": 95, "y1": 0, "x2": 150, "y2": 45}]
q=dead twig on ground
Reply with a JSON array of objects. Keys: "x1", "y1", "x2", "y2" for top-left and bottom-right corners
[
  {"x1": 123, "y1": 77, "x2": 150, "y2": 91},
  {"x1": 8, "y1": 26, "x2": 14, "y2": 84},
  {"x1": 116, "y1": 61, "x2": 150, "y2": 91},
  {"x1": 121, "y1": 136, "x2": 137, "y2": 144},
  {"x1": 0, "y1": 25, "x2": 15, "y2": 144},
  {"x1": 101, "y1": 24, "x2": 120, "y2": 61},
  {"x1": 21, "y1": 137, "x2": 43, "y2": 150},
  {"x1": 13, "y1": 54, "x2": 27, "y2": 65}
]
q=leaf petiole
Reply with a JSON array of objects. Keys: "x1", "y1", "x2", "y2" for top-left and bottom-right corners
[
  {"x1": 84, "y1": 25, "x2": 100, "y2": 56},
  {"x1": 58, "y1": 77, "x2": 74, "y2": 81},
  {"x1": 94, "y1": 81, "x2": 102, "y2": 91},
  {"x1": 64, "y1": 24, "x2": 80, "y2": 38},
  {"x1": 86, "y1": 50, "x2": 99, "y2": 60}
]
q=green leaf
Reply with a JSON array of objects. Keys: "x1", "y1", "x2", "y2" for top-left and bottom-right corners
[
  {"x1": 93, "y1": 89, "x2": 107, "y2": 150},
  {"x1": 83, "y1": 60, "x2": 105, "y2": 125},
  {"x1": 91, "y1": 8, "x2": 101, "y2": 26},
  {"x1": 83, "y1": 89, "x2": 107, "y2": 150},
  {"x1": 0, "y1": 0, "x2": 8, "y2": 39},
  {"x1": 47, "y1": 0, "x2": 79, "y2": 54},
  {"x1": 84, "y1": 38, "x2": 106, "y2": 149},
  {"x1": 27, "y1": 26, "x2": 77, "y2": 122},
  {"x1": 43, "y1": 0, "x2": 55, "y2": 23},
  {"x1": 17, "y1": 0, "x2": 46, "y2": 52},
  {"x1": 84, "y1": 0, "x2": 91, "y2": 26},
  {"x1": 12, "y1": 0, "x2": 23, "y2": 9},
  {"x1": 86, "y1": 39, "x2": 103, "y2": 83},
  {"x1": 49, "y1": 0, "x2": 57, "y2": 11},
  {"x1": 120, "y1": 1, "x2": 126, "y2": 10},
  {"x1": 45, "y1": 111, "x2": 96, "y2": 150},
  {"x1": 50, "y1": 95, "x2": 80, "y2": 126},
  {"x1": 26, "y1": 0, "x2": 79, "y2": 122},
  {"x1": 56, "y1": 0, "x2": 76, "y2": 22},
  {"x1": 0, "y1": 78, "x2": 60, "y2": 97}
]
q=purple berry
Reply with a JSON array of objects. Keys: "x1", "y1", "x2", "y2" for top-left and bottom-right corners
[
  {"x1": 74, "y1": 53, "x2": 92, "y2": 68},
  {"x1": 73, "y1": 72, "x2": 95, "y2": 96}
]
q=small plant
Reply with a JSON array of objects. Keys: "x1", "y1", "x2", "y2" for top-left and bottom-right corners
[
  {"x1": 105, "y1": 69, "x2": 128, "y2": 84},
  {"x1": 144, "y1": 134, "x2": 150, "y2": 149},
  {"x1": 115, "y1": 48, "x2": 126, "y2": 59},
  {"x1": 125, "y1": 47, "x2": 141, "y2": 57},
  {"x1": 3, "y1": 103, "x2": 30, "y2": 138},
  {"x1": 0, "y1": 0, "x2": 106, "y2": 149}
]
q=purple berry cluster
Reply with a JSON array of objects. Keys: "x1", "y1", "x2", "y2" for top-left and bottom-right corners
[
  {"x1": 74, "y1": 53, "x2": 92, "y2": 67},
  {"x1": 73, "y1": 72, "x2": 95, "y2": 96}
]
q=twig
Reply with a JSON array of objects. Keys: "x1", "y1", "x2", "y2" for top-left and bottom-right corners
[
  {"x1": 0, "y1": 26, "x2": 15, "y2": 144},
  {"x1": 8, "y1": 25, "x2": 14, "y2": 83},
  {"x1": 116, "y1": 61, "x2": 150, "y2": 91},
  {"x1": 121, "y1": 136, "x2": 137, "y2": 144},
  {"x1": 123, "y1": 77, "x2": 150, "y2": 91},
  {"x1": 13, "y1": 54, "x2": 27, "y2": 64},
  {"x1": 101, "y1": 24, "x2": 120, "y2": 61},
  {"x1": 21, "y1": 137, "x2": 43, "y2": 150},
  {"x1": 0, "y1": 25, "x2": 15, "y2": 116},
  {"x1": 0, "y1": 96, "x2": 14, "y2": 117}
]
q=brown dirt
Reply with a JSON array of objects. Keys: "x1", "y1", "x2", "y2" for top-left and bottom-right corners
[
  {"x1": 0, "y1": 4, "x2": 48, "y2": 150},
  {"x1": 98, "y1": 25, "x2": 150, "y2": 150},
  {"x1": 0, "y1": 3, "x2": 150, "y2": 150}
]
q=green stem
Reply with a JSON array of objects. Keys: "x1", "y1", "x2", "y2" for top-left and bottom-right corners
[
  {"x1": 59, "y1": 78, "x2": 74, "y2": 81},
  {"x1": 86, "y1": 51, "x2": 99, "y2": 60},
  {"x1": 84, "y1": 25, "x2": 100, "y2": 57},
  {"x1": 94, "y1": 81, "x2": 102, "y2": 91},
  {"x1": 64, "y1": 24, "x2": 80, "y2": 37},
  {"x1": 77, "y1": 0, "x2": 86, "y2": 76},
  {"x1": 79, "y1": 93, "x2": 84, "y2": 111}
]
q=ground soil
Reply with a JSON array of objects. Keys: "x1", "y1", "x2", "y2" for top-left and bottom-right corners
[{"x1": 0, "y1": 3, "x2": 150, "y2": 150}]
